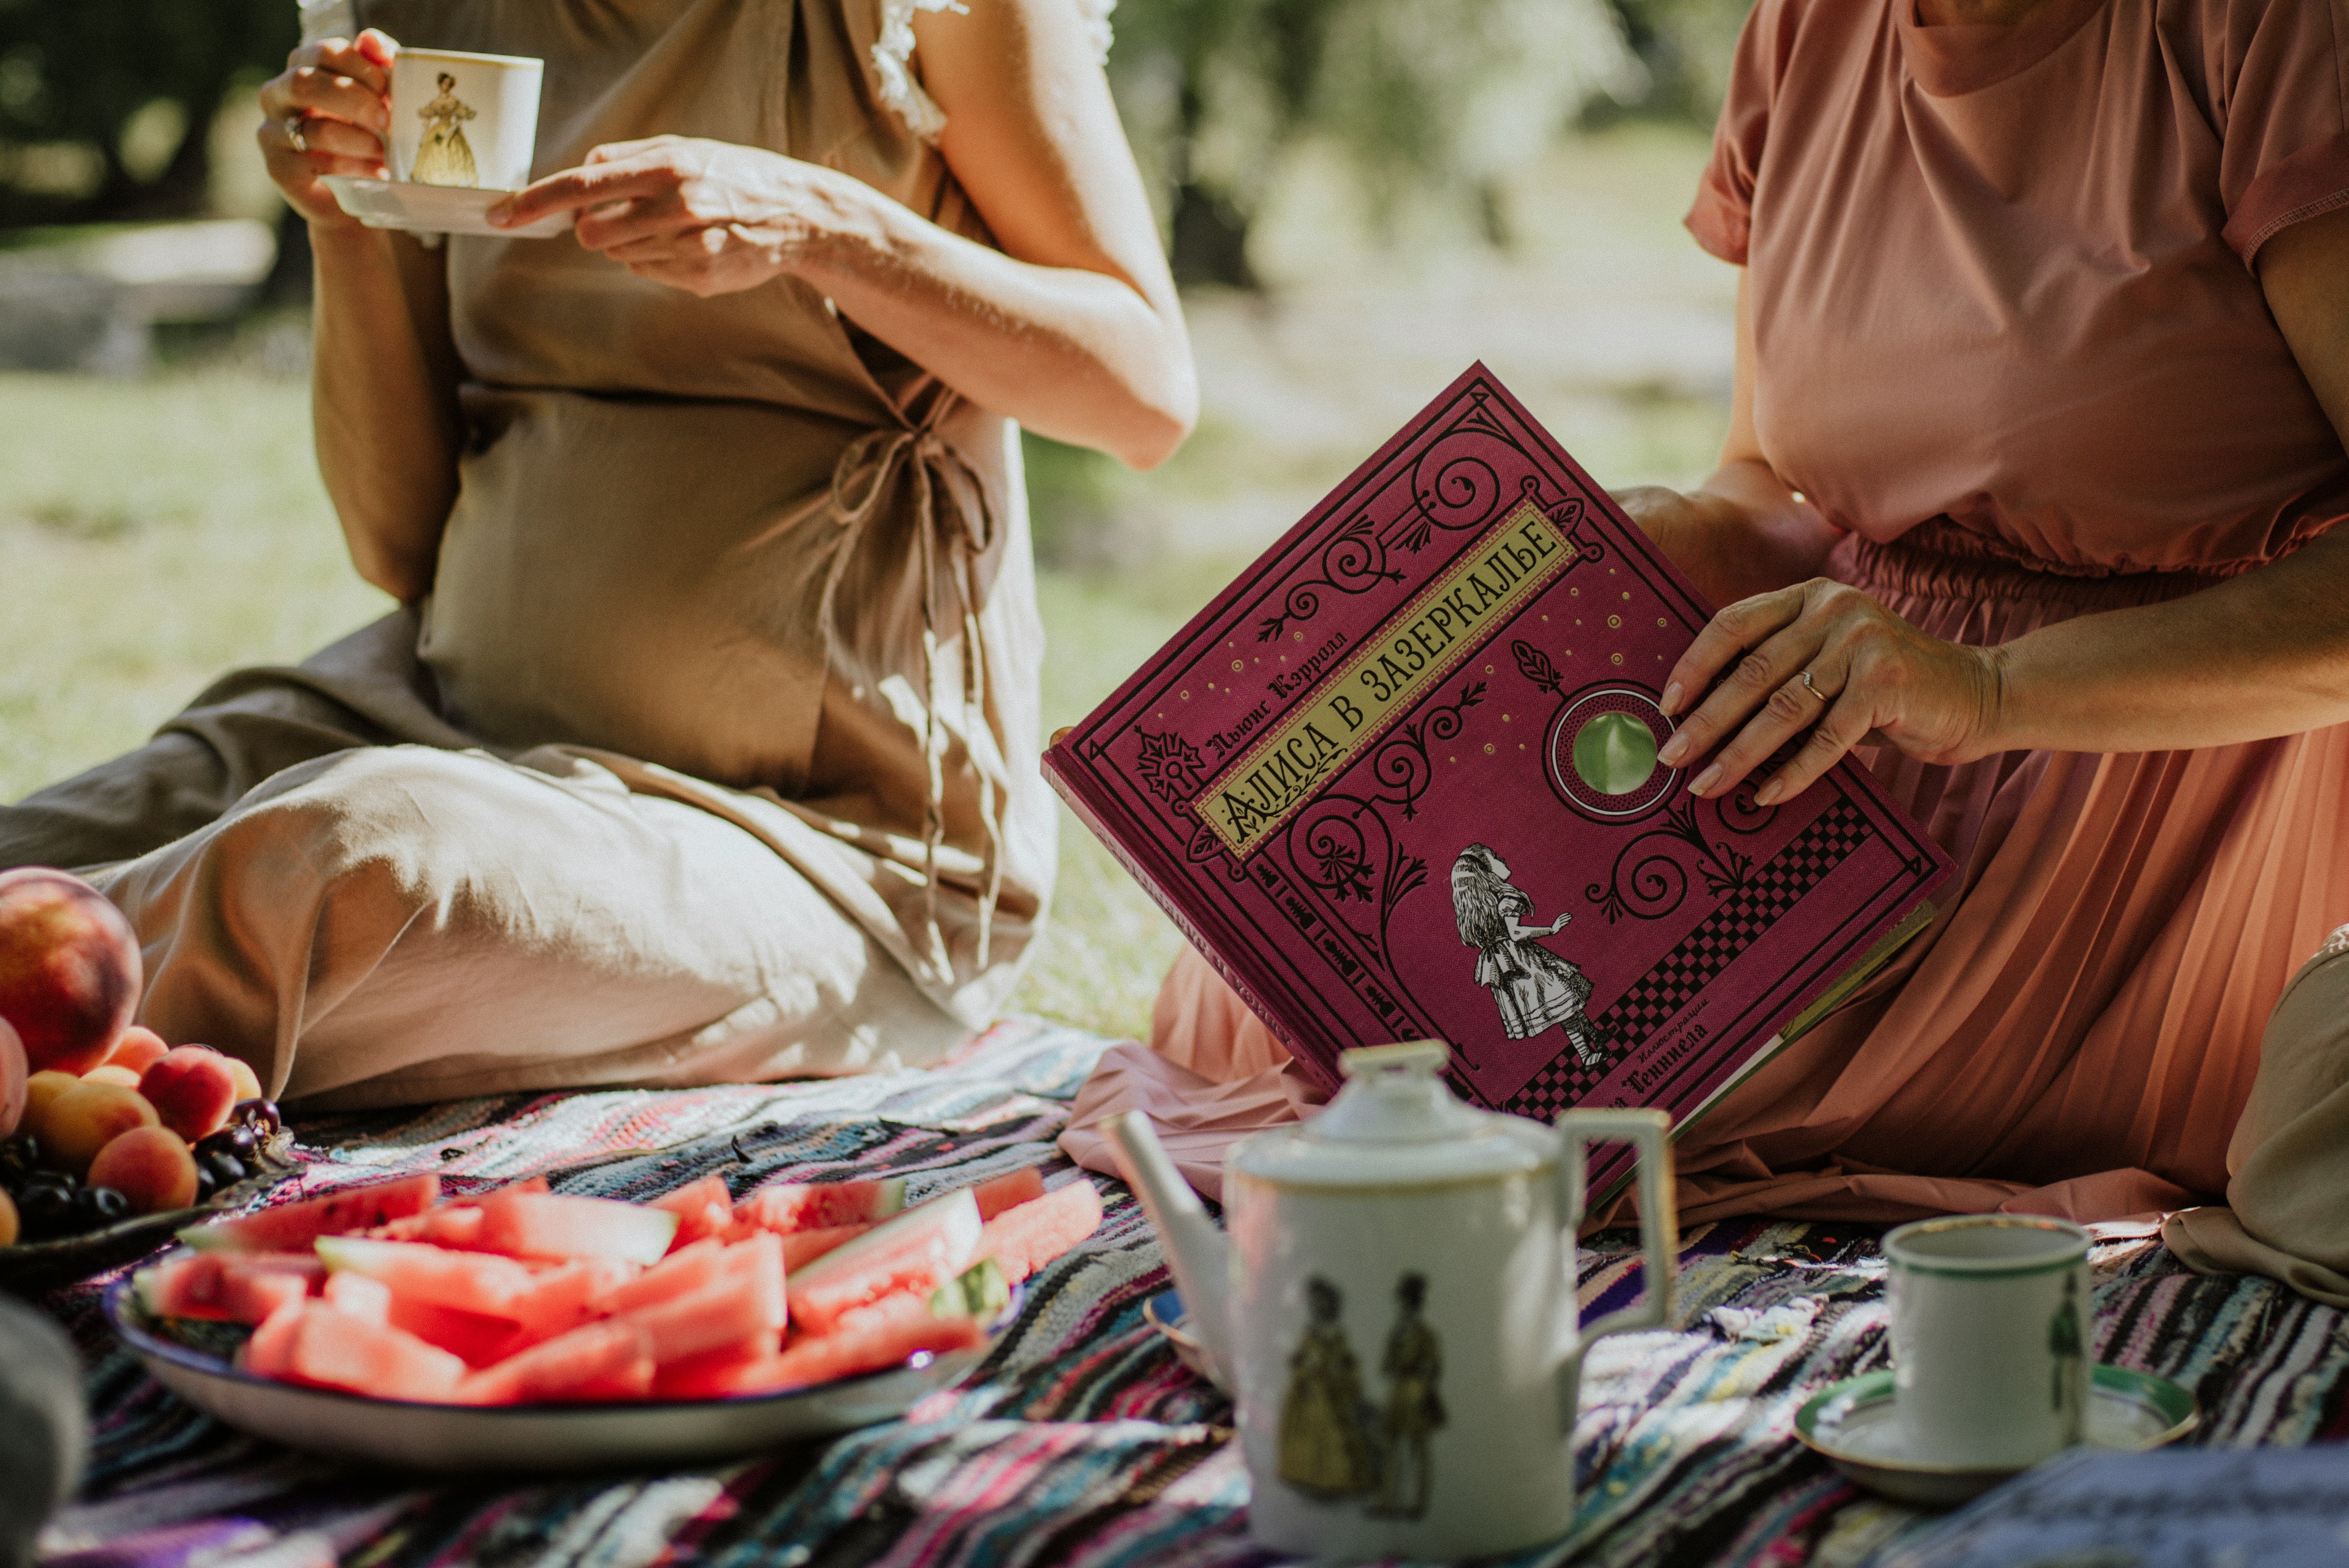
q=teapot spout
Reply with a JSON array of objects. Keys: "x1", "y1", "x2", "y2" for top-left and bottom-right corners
[{"x1": 1108, "y1": 1111, "x2": 1237, "y2": 1388}]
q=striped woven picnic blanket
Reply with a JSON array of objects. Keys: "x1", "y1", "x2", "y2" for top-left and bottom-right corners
[{"x1": 38, "y1": 1019, "x2": 2349, "y2": 1568}]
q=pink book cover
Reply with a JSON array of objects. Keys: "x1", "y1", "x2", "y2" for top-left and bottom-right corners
[{"x1": 1046, "y1": 364, "x2": 1953, "y2": 1186}]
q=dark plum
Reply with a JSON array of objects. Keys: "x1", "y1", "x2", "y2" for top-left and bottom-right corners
[
  {"x1": 193, "y1": 1125, "x2": 258, "y2": 1163},
  {"x1": 74, "y1": 1186, "x2": 129, "y2": 1225},
  {"x1": 0, "y1": 1134, "x2": 38, "y2": 1190},
  {"x1": 15, "y1": 1179, "x2": 76, "y2": 1240}
]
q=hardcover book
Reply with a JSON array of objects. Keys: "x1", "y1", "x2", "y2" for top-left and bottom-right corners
[{"x1": 1045, "y1": 366, "x2": 1953, "y2": 1184}]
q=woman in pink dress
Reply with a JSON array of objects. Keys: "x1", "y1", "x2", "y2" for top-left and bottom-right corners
[{"x1": 1127, "y1": 0, "x2": 2349, "y2": 1297}]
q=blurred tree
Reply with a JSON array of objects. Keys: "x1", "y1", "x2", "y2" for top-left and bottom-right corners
[
  {"x1": 0, "y1": 0, "x2": 295, "y2": 225},
  {"x1": 1110, "y1": 0, "x2": 1642, "y2": 285},
  {"x1": 1594, "y1": 0, "x2": 1753, "y2": 126}
]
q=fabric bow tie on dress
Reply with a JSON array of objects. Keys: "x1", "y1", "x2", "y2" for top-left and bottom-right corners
[{"x1": 821, "y1": 411, "x2": 1008, "y2": 982}]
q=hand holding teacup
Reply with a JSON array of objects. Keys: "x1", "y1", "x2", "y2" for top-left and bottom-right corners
[{"x1": 256, "y1": 29, "x2": 396, "y2": 226}]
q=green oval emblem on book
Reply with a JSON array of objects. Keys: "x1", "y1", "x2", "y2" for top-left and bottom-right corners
[{"x1": 1572, "y1": 711, "x2": 1657, "y2": 796}]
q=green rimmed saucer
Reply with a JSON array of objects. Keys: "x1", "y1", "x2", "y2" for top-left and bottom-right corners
[{"x1": 1794, "y1": 1365, "x2": 2198, "y2": 1508}]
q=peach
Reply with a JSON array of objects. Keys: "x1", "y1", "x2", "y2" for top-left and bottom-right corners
[
  {"x1": 0, "y1": 869, "x2": 141, "y2": 1077},
  {"x1": 0, "y1": 1015, "x2": 22, "y2": 1140},
  {"x1": 139, "y1": 1048, "x2": 239, "y2": 1142},
  {"x1": 82, "y1": 1063, "x2": 144, "y2": 1090},
  {"x1": 21, "y1": 1070, "x2": 78, "y2": 1130},
  {"x1": 105, "y1": 1026, "x2": 170, "y2": 1076},
  {"x1": 31, "y1": 1079, "x2": 158, "y2": 1175},
  {"x1": 0, "y1": 1186, "x2": 16, "y2": 1246},
  {"x1": 225, "y1": 1055, "x2": 264, "y2": 1105},
  {"x1": 88, "y1": 1125, "x2": 198, "y2": 1214}
]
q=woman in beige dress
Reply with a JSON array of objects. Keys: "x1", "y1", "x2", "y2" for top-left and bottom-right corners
[{"x1": 0, "y1": 0, "x2": 1194, "y2": 1108}]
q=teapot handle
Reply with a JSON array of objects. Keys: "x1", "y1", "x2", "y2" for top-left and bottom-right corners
[{"x1": 1557, "y1": 1108, "x2": 1677, "y2": 1351}]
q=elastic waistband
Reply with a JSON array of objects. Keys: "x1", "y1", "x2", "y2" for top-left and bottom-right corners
[{"x1": 1835, "y1": 524, "x2": 2237, "y2": 612}]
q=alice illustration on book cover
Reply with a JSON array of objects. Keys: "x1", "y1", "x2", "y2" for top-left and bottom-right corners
[
  {"x1": 413, "y1": 73, "x2": 480, "y2": 187},
  {"x1": 1451, "y1": 844, "x2": 1608, "y2": 1069}
]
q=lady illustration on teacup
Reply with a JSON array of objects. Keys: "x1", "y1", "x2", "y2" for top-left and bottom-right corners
[
  {"x1": 1278, "y1": 1277, "x2": 1381, "y2": 1500},
  {"x1": 412, "y1": 72, "x2": 479, "y2": 187},
  {"x1": 1276, "y1": 1273, "x2": 1449, "y2": 1520}
]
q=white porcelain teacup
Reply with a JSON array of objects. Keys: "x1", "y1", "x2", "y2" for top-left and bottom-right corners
[
  {"x1": 1884, "y1": 1214, "x2": 2093, "y2": 1469},
  {"x1": 386, "y1": 48, "x2": 542, "y2": 192}
]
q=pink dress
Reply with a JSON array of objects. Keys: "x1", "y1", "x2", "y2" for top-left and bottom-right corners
[{"x1": 1088, "y1": 0, "x2": 2349, "y2": 1229}]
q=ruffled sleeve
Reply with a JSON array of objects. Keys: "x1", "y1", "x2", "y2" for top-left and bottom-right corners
[
  {"x1": 873, "y1": 0, "x2": 1117, "y2": 144},
  {"x1": 2214, "y1": 0, "x2": 2349, "y2": 268},
  {"x1": 1683, "y1": 0, "x2": 1799, "y2": 266}
]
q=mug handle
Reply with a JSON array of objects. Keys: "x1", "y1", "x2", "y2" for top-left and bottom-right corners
[{"x1": 1558, "y1": 1108, "x2": 1677, "y2": 1350}]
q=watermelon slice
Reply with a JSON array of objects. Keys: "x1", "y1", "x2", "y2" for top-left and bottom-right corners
[
  {"x1": 137, "y1": 1252, "x2": 319, "y2": 1324},
  {"x1": 368, "y1": 1204, "x2": 484, "y2": 1247},
  {"x1": 787, "y1": 1188, "x2": 981, "y2": 1335},
  {"x1": 781, "y1": 1223, "x2": 871, "y2": 1272},
  {"x1": 975, "y1": 1181, "x2": 1103, "y2": 1284},
  {"x1": 649, "y1": 1176, "x2": 734, "y2": 1251},
  {"x1": 928, "y1": 1256, "x2": 1012, "y2": 1321},
  {"x1": 460, "y1": 1320, "x2": 654, "y2": 1405},
  {"x1": 314, "y1": 1235, "x2": 542, "y2": 1319},
  {"x1": 470, "y1": 1191, "x2": 677, "y2": 1265},
  {"x1": 648, "y1": 1331, "x2": 785, "y2": 1399},
  {"x1": 386, "y1": 1297, "x2": 525, "y2": 1368},
  {"x1": 969, "y1": 1165, "x2": 1047, "y2": 1220},
  {"x1": 611, "y1": 1235, "x2": 786, "y2": 1362},
  {"x1": 322, "y1": 1270, "x2": 392, "y2": 1322},
  {"x1": 519, "y1": 1258, "x2": 640, "y2": 1340},
  {"x1": 702, "y1": 1285, "x2": 990, "y2": 1398},
  {"x1": 240, "y1": 1296, "x2": 304, "y2": 1378},
  {"x1": 732, "y1": 1177, "x2": 907, "y2": 1237},
  {"x1": 181, "y1": 1174, "x2": 441, "y2": 1253},
  {"x1": 596, "y1": 1237, "x2": 726, "y2": 1317},
  {"x1": 278, "y1": 1304, "x2": 469, "y2": 1403}
]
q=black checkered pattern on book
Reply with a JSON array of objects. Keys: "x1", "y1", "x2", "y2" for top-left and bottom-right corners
[{"x1": 1502, "y1": 798, "x2": 1873, "y2": 1119}]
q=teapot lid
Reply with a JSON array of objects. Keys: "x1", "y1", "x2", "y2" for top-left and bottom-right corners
[{"x1": 1229, "y1": 1041, "x2": 1552, "y2": 1189}]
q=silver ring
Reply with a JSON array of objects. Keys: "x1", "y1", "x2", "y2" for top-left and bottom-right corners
[
  {"x1": 283, "y1": 114, "x2": 309, "y2": 154},
  {"x1": 1799, "y1": 669, "x2": 1823, "y2": 702}
]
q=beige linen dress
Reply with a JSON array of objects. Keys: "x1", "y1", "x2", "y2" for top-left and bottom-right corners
[{"x1": 0, "y1": 0, "x2": 1058, "y2": 1108}]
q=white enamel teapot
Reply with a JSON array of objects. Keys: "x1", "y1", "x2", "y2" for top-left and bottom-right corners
[{"x1": 1111, "y1": 1040, "x2": 1677, "y2": 1562}]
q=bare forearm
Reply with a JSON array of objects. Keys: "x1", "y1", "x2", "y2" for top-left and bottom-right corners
[
  {"x1": 1618, "y1": 459, "x2": 1844, "y2": 607},
  {"x1": 793, "y1": 192, "x2": 1194, "y2": 469},
  {"x1": 309, "y1": 226, "x2": 462, "y2": 602},
  {"x1": 1986, "y1": 527, "x2": 2349, "y2": 755}
]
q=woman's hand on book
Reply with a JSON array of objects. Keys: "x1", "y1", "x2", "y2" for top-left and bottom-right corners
[{"x1": 1655, "y1": 579, "x2": 2005, "y2": 807}]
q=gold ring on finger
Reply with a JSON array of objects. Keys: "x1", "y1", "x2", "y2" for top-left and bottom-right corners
[
  {"x1": 1799, "y1": 669, "x2": 1824, "y2": 702},
  {"x1": 284, "y1": 114, "x2": 309, "y2": 154}
]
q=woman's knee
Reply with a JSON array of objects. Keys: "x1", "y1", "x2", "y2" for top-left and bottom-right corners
[{"x1": 197, "y1": 746, "x2": 512, "y2": 908}]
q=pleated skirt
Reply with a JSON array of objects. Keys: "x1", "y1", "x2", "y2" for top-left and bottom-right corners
[{"x1": 1665, "y1": 527, "x2": 2349, "y2": 1223}]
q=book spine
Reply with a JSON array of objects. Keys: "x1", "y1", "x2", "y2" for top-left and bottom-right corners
[{"x1": 1043, "y1": 747, "x2": 1326, "y2": 1088}]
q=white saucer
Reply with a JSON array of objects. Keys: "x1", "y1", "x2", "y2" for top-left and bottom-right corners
[
  {"x1": 322, "y1": 176, "x2": 572, "y2": 240},
  {"x1": 1794, "y1": 1366, "x2": 2199, "y2": 1507}
]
